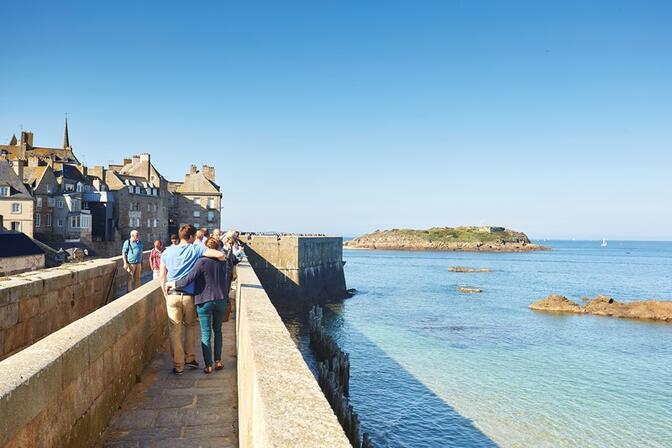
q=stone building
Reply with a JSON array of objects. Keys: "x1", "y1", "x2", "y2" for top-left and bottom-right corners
[
  {"x1": 22, "y1": 159, "x2": 57, "y2": 240},
  {"x1": 0, "y1": 232, "x2": 45, "y2": 275},
  {"x1": 168, "y1": 164, "x2": 222, "y2": 235},
  {"x1": 104, "y1": 154, "x2": 168, "y2": 244},
  {"x1": 0, "y1": 161, "x2": 35, "y2": 237},
  {"x1": 0, "y1": 123, "x2": 79, "y2": 164}
]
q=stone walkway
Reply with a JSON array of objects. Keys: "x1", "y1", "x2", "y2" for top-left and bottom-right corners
[{"x1": 97, "y1": 316, "x2": 238, "y2": 448}]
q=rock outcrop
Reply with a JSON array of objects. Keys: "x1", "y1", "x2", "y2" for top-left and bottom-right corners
[
  {"x1": 529, "y1": 294, "x2": 672, "y2": 322},
  {"x1": 529, "y1": 294, "x2": 583, "y2": 313},
  {"x1": 458, "y1": 287, "x2": 483, "y2": 294},
  {"x1": 448, "y1": 266, "x2": 492, "y2": 272},
  {"x1": 344, "y1": 227, "x2": 548, "y2": 252}
]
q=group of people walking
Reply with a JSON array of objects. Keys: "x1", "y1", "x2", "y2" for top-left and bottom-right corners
[{"x1": 121, "y1": 225, "x2": 244, "y2": 374}]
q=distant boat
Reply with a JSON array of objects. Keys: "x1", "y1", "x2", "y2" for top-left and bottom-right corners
[{"x1": 601, "y1": 239, "x2": 608, "y2": 247}]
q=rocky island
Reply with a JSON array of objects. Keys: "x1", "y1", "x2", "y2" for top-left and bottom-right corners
[
  {"x1": 529, "y1": 294, "x2": 672, "y2": 322},
  {"x1": 344, "y1": 226, "x2": 547, "y2": 252}
]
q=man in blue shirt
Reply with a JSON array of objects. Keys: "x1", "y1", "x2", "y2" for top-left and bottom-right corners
[
  {"x1": 159, "y1": 224, "x2": 224, "y2": 374},
  {"x1": 122, "y1": 230, "x2": 143, "y2": 292}
]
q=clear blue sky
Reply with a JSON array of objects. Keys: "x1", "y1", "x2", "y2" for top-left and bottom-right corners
[{"x1": 2, "y1": 1, "x2": 671, "y2": 239}]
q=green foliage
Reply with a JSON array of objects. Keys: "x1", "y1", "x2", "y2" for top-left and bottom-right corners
[{"x1": 377, "y1": 227, "x2": 523, "y2": 244}]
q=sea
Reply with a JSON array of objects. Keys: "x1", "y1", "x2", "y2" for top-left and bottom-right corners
[{"x1": 280, "y1": 240, "x2": 672, "y2": 448}]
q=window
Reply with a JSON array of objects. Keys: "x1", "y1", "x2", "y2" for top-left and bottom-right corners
[
  {"x1": 207, "y1": 211, "x2": 215, "y2": 222},
  {"x1": 48, "y1": 197, "x2": 55, "y2": 207},
  {"x1": 153, "y1": 188, "x2": 158, "y2": 196},
  {"x1": 208, "y1": 198, "x2": 215, "y2": 209},
  {"x1": 194, "y1": 222, "x2": 200, "y2": 228},
  {"x1": 70, "y1": 216, "x2": 81, "y2": 229},
  {"x1": 36, "y1": 197, "x2": 43, "y2": 208},
  {"x1": 11, "y1": 203, "x2": 21, "y2": 213},
  {"x1": 81, "y1": 215, "x2": 90, "y2": 228},
  {"x1": 46, "y1": 214, "x2": 52, "y2": 227},
  {"x1": 57, "y1": 218, "x2": 63, "y2": 227},
  {"x1": 193, "y1": 197, "x2": 201, "y2": 206},
  {"x1": 135, "y1": 186, "x2": 142, "y2": 194},
  {"x1": 35, "y1": 214, "x2": 41, "y2": 227},
  {"x1": 65, "y1": 183, "x2": 75, "y2": 192},
  {"x1": 148, "y1": 204, "x2": 151, "y2": 212},
  {"x1": 57, "y1": 199, "x2": 64, "y2": 209},
  {"x1": 11, "y1": 222, "x2": 21, "y2": 231},
  {"x1": 0, "y1": 186, "x2": 9, "y2": 196},
  {"x1": 128, "y1": 186, "x2": 134, "y2": 193},
  {"x1": 76, "y1": 183, "x2": 83, "y2": 192},
  {"x1": 147, "y1": 219, "x2": 151, "y2": 228},
  {"x1": 153, "y1": 218, "x2": 158, "y2": 228},
  {"x1": 47, "y1": 185, "x2": 53, "y2": 193},
  {"x1": 193, "y1": 210, "x2": 200, "y2": 218}
]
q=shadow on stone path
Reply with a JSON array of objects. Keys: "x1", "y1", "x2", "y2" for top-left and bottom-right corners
[{"x1": 97, "y1": 315, "x2": 238, "y2": 448}]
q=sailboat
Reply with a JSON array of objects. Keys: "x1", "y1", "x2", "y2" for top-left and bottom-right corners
[{"x1": 601, "y1": 238, "x2": 608, "y2": 247}]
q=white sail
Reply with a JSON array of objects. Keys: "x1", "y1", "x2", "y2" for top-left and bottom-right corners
[{"x1": 601, "y1": 239, "x2": 608, "y2": 247}]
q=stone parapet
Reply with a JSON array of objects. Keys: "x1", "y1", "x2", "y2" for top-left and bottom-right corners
[
  {"x1": 0, "y1": 251, "x2": 151, "y2": 361},
  {"x1": 0, "y1": 280, "x2": 167, "y2": 448},
  {"x1": 242, "y1": 235, "x2": 347, "y2": 304},
  {"x1": 235, "y1": 262, "x2": 350, "y2": 447}
]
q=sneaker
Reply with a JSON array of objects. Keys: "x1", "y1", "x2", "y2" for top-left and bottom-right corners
[
  {"x1": 173, "y1": 368, "x2": 183, "y2": 375},
  {"x1": 185, "y1": 360, "x2": 199, "y2": 369}
]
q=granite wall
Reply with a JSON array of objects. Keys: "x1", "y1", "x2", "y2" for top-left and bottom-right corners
[
  {"x1": 235, "y1": 262, "x2": 350, "y2": 447},
  {"x1": 241, "y1": 235, "x2": 347, "y2": 304},
  {"x1": 0, "y1": 281, "x2": 167, "y2": 447}
]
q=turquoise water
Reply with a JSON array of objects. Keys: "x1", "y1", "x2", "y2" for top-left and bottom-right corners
[{"x1": 286, "y1": 241, "x2": 672, "y2": 447}]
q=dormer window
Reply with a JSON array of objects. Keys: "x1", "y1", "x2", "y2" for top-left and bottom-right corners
[{"x1": 76, "y1": 182, "x2": 83, "y2": 192}]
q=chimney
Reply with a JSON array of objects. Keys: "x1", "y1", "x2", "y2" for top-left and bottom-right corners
[
  {"x1": 89, "y1": 165, "x2": 105, "y2": 179},
  {"x1": 189, "y1": 164, "x2": 197, "y2": 175},
  {"x1": 131, "y1": 155, "x2": 140, "y2": 165},
  {"x1": 201, "y1": 165, "x2": 215, "y2": 182},
  {"x1": 27, "y1": 156, "x2": 40, "y2": 167},
  {"x1": 20, "y1": 131, "x2": 34, "y2": 148},
  {"x1": 12, "y1": 159, "x2": 25, "y2": 181},
  {"x1": 123, "y1": 158, "x2": 131, "y2": 165}
]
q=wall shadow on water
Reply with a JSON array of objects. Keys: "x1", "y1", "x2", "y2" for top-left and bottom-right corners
[{"x1": 279, "y1": 303, "x2": 499, "y2": 448}]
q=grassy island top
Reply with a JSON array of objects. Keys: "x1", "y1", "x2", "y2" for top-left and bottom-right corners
[{"x1": 352, "y1": 226, "x2": 531, "y2": 244}]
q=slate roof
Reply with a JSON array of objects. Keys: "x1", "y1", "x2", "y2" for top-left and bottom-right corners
[
  {"x1": 0, "y1": 232, "x2": 45, "y2": 257},
  {"x1": 0, "y1": 161, "x2": 32, "y2": 199}
]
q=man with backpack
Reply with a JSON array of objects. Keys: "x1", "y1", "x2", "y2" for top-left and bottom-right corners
[{"x1": 122, "y1": 229, "x2": 143, "y2": 292}]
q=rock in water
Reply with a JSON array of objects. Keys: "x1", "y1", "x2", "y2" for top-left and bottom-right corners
[
  {"x1": 529, "y1": 294, "x2": 583, "y2": 313},
  {"x1": 530, "y1": 294, "x2": 672, "y2": 322},
  {"x1": 459, "y1": 287, "x2": 483, "y2": 294},
  {"x1": 448, "y1": 266, "x2": 492, "y2": 272}
]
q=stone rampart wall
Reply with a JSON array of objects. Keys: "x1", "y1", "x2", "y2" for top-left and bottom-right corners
[
  {"x1": 235, "y1": 262, "x2": 350, "y2": 448},
  {"x1": 242, "y1": 235, "x2": 347, "y2": 303},
  {"x1": 0, "y1": 251, "x2": 150, "y2": 361},
  {"x1": 0, "y1": 281, "x2": 167, "y2": 448}
]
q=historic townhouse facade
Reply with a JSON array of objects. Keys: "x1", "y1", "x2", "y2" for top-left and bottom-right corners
[
  {"x1": 0, "y1": 161, "x2": 35, "y2": 237},
  {"x1": 168, "y1": 164, "x2": 222, "y2": 235},
  {"x1": 104, "y1": 154, "x2": 169, "y2": 244},
  {"x1": 3, "y1": 121, "x2": 223, "y2": 252}
]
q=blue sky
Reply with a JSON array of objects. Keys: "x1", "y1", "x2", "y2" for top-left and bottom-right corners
[{"x1": 2, "y1": 1, "x2": 671, "y2": 239}]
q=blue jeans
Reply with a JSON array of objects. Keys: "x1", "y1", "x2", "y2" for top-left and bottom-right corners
[{"x1": 196, "y1": 300, "x2": 227, "y2": 367}]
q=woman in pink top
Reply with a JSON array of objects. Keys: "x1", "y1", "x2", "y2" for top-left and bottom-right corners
[{"x1": 150, "y1": 240, "x2": 164, "y2": 280}]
